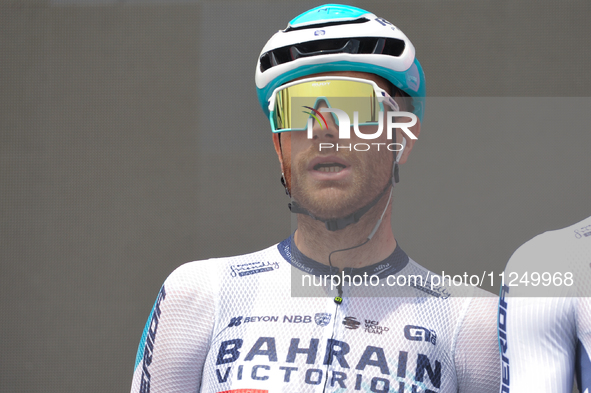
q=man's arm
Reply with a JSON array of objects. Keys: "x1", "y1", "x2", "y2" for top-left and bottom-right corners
[{"x1": 130, "y1": 261, "x2": 218, "y2": 393}]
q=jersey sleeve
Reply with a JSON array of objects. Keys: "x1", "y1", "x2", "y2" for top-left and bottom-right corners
[
  {"x1": 500, "y1": 227, "x2": 583, "y2": 393},
  {"x1": 130, "y1": 260, "x2": 219, "y2": 393},
  {"x1": 576, "y1": 298, "x2": 591, "y2": 393},
  {"x1": 503, "y1": 296, "x2": 576, "y2": 393},
  {"x1": 454, "y1": 294, "x2": 501, "y2": 393}
]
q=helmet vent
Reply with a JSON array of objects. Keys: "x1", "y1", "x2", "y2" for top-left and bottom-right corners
[
  {"x1": 259, "y1": 37, "x2": 405, "y2": 73},
  {"x1": 284, "y1": 18, "x2": 369, "y2": 32}
]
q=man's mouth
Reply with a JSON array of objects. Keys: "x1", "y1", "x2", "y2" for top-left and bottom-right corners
[
  {"x1": 306, "y1": 156, "x2": 351, "y2": 180},
  {"x1": 313, "y1": 162, "x2": 347, "y2": 173}
]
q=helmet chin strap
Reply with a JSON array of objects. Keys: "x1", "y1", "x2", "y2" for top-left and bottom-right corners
[{"x1": 285, "y1": 138, "x2": 405, "y2": 232}]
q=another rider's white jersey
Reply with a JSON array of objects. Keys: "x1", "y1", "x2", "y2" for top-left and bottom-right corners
[
  {"x1": 131, "y1": 237, "x2": 500, "y2": 393},
  {"x1": 499, "y1": 215, "x2": 591, "y2": 393}
]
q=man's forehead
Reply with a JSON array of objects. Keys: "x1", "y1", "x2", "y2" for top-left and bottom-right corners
[{"x1": 291, "y1": 71, "x2": 390, "y2": 91}]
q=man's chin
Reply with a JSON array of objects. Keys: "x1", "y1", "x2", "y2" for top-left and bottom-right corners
[
  {"x1": 291, "y1": 183, "x2": 381, "y2": 220},
  {"x1": 293, "y1": 196, "x2": 364, "y2": 221}
]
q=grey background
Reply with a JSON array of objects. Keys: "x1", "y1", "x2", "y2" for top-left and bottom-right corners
[{"x1": 1, "y1": 1, "x2": 589, "y2": 392}]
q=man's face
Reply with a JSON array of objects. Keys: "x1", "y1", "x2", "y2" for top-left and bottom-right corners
[{"x1": 277, "y1": 71, "x2": 396, "y2": 219}]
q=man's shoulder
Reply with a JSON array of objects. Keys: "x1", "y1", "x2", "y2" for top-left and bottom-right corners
[
  {"x1": 518, "y1": 213, "x2": 591, "y2": 252},
  {"x1": 510, "y1": 215, "x2": 591, "y2": 263},
  {"x1": 165, "y1": 242, "x2": 285, "y2": 286},
  {"x1": 207, "y1": 242, "x2": 284, "y2": 264},
  {"x1": 504, "y1": 215, "x2": 591, "y2": 296}
]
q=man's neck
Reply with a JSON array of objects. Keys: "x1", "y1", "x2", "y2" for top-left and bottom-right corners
[{"x1": 293, "y1": 195, "x2": 397, "y2": 270}]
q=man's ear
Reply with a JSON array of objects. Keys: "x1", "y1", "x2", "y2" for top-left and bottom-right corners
[
  {"x1": 396, "y1": 118, "x2": 421, "y2": 165},
  {"x1": 272, "y1": 133, "x2": 284, "y2": 172}
]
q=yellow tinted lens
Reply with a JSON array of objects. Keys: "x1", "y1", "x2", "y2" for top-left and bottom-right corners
[{"x1": 272, "y1": 80, "x2": 380, "y2": 131}]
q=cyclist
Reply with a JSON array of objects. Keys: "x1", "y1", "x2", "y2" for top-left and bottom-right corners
[
  {"x1": 499, "y1": 215, "x2": 591, "y2": 393},
  {"x1": 131, "y1": 5, "x2": 500, "y2": 392}
]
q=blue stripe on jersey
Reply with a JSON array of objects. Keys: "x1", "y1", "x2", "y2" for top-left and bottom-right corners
[
  {"x1": 576, "y1": 339, "x2": 591, "y2": 393},
  {"x1": 134, "y1": 286, "x2": 163, "y2": 371}
]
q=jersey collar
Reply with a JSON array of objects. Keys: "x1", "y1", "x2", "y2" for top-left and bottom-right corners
[{"x1": 277, "y1": 235, "x2": 409, "y2": 279}]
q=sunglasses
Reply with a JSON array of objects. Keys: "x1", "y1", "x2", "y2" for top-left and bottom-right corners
[{"x1": 267, "y1": 77, "x2": 399, "y2": 133}]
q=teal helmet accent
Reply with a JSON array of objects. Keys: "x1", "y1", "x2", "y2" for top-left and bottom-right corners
[
  {"x1": 289, "y1": 4, "x2": 370, "y2": 27},
  {"x1": 255, "y1": 4, "x2": 426, "y2": 122}
]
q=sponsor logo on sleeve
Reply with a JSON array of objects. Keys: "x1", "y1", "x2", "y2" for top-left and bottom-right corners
[
  {"x1": 230, "y1": 261, "x2": 279, "y2": 277},
  {"x1": 574, "y1": 223, "x2": 591, "y2": 239},
  {"x1": 138, "y1": 286, "x2": 167, "y2": 392},
  {"x1": 499, "y1": 285, "x2": 510, "y2": 392}
]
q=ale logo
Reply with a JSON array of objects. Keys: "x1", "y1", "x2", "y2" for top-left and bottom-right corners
[{"x1": 404, "y1": 325, "x2": 437, "y2": 345}]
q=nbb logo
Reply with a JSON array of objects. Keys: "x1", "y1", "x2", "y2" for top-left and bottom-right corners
[{"x1": 304, "y1": 107, "x2": 418, "y2": 152}]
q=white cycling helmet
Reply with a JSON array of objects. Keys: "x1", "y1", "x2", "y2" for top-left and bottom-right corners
[{"x1": 255, "y1": 4, "x2": 426, "y2": 122}]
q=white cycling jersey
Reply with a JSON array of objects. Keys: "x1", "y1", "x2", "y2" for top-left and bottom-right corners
[
  {"x1": 499, "y1": 215, "x2": 591, "y2": 393},
  {"x1": 131, "y1": 237, "x2": 500, "y2": 393}
]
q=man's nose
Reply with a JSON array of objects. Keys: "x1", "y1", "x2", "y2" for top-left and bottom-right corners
[
  {"x1": 310, "y1": 118, "x2": 337, "y2": 140},
  {"x1": 309, "y1": 102, "x2": 338, "y2": 140}
]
